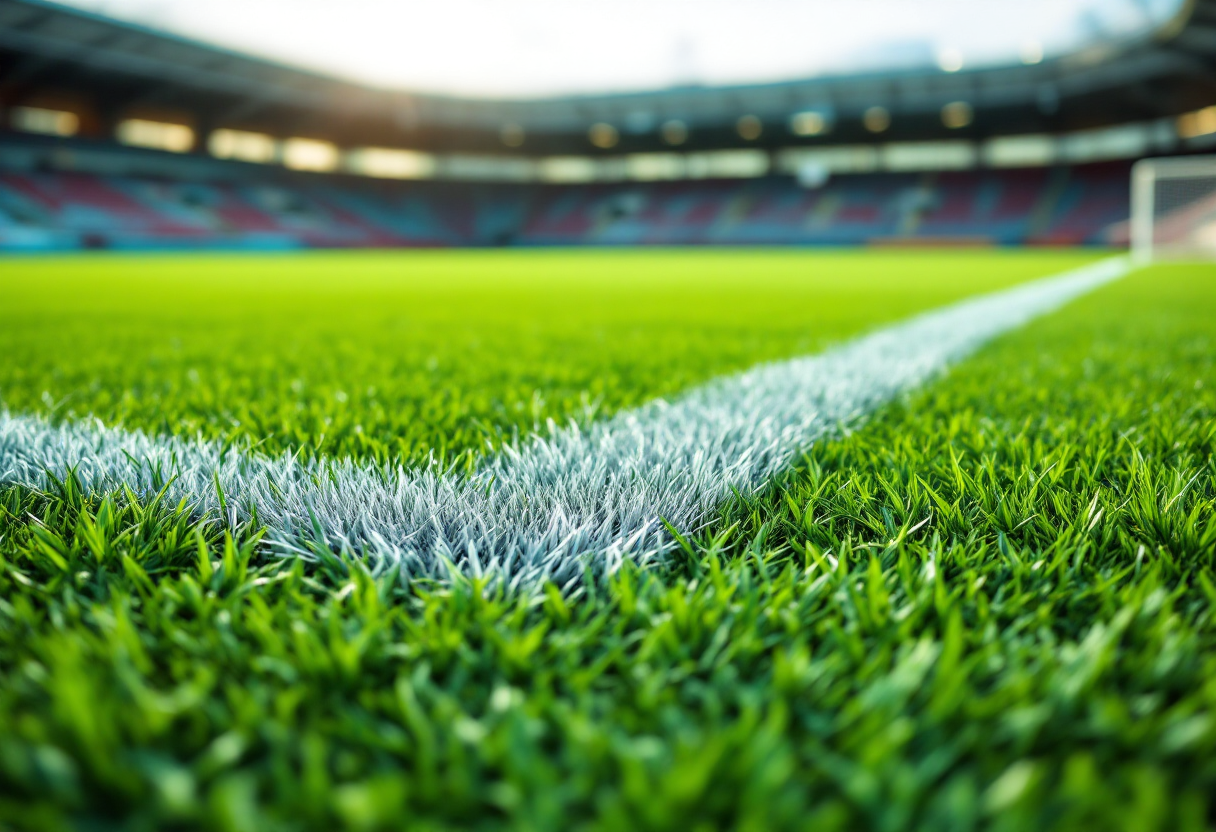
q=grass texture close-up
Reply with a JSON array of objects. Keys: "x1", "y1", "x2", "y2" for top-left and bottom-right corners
[{"x1": 0, "y1": 251, "x2": 1213, "y2": 831}]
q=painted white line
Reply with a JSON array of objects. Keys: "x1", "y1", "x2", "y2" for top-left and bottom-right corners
[{"x1": 0, "y1": 257, "x2": 1130, "y2": 588}]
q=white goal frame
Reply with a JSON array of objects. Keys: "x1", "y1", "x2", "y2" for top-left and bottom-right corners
[{"x1": 1131, "y1": 154, "x2": 1216, "y2": 264}]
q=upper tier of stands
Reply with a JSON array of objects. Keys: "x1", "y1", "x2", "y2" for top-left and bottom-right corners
[{"x1": 0, "y1": 161, "x2": 1129, "y2": 251}]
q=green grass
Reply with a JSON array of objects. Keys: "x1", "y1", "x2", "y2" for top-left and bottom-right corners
[
  {"x1": 2, "y1": 253, "x2": 1213, "y2": 831},
  {"x1": 0, "y1": 249, "x2": 1096, "y2": 468}
]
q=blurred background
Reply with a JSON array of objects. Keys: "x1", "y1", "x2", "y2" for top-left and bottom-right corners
[{"x1": 0, "y1": 0, "x2": 1213, "y2": 250}]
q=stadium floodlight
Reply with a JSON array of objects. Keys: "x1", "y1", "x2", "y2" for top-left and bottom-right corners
[
  {"x1": 282, "y1": 138, "x2": 340, "y2": 172},
  {"x1": 209, "y1": 129, "x2": 278, "y2": 164},
  {"x1": 736, "y1": 115, "x2": 763, "y2": 141},
  {"x1": 1131, "y1": 155, "x2": 1216, "y2": 263},
  {"x1": 790, "y1": 110, "x2": 832, "y2": 137},
  {"x1": 116, "y1": 119, "x2": 194, "y2": 153},
  {"x1": 936, "y1": 47, "x2": 964, "y2": 73},
  {"x1": 660, "y1": 120, "x2": 688, "y2": 146},
  {"x1": 10, "y1": 106, "x2": 79, "y2": 137},
  {"x1": 941, "y1": 101, "x2": 973, "y2": 129},
  {"x1": 588, "y1": 123, "x2": 619, "y2": 149},
  {"x1": 863, "y1": 106, "x2": 891, "y2": 133},
  {"x1": 1020, "y1": 40, "x2": 1045, "y2": 65}
]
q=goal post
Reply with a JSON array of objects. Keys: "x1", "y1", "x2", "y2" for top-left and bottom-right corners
[{"x1": 1131, "y1": 155, "x2": 1216, "y2": 264}]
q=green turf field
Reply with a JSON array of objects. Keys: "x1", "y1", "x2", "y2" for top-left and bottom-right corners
[
  {"x1": 0, "y1": 249, "x2": 1095, "y2": 467},
  {"x1": 1, "y1": 251, "x2": 1214, "y2": 831}
]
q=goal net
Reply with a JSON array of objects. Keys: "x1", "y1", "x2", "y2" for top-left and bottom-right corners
[{"x1": 1131, "y1": 155, "x2": 1216, "y2": 263}]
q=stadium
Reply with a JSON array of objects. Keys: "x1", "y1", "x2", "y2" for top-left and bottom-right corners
[
  {"x1": 0, "y1": 0, "x2": 1214, "y2": 829},
  {"x1": 5, "y1": 0, "x2": 1216, "y2": 250}
]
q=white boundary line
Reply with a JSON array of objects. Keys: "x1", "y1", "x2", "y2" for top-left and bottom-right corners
[{"x1": 0, "y1": 257, "x2": 1131, "y2": 588}]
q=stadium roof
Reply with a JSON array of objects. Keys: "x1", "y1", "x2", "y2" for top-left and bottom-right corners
[
  {"x1": 45, "y1": 0, "x2": 1185, "y2": 98},
  {"x1": 1, "y1": 0, "x2": 1215, "y2": 155}
]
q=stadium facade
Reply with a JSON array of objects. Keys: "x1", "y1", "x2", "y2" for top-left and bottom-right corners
[{"x1": 1, "y1": 0, "x2": 1215, "y2": 250}]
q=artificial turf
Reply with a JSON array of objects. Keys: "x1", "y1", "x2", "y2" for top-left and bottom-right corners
[
  {"x1": 0, "y1": 249, "x2": 1096, "y2": 468},
  {"x1": 1, "y1": 253, "x2": 1212, "y2": 831}
]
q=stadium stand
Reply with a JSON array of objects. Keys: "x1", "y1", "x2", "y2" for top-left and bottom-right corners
[
  {"x1": 0, "y1": 142, "x2": 1130, "y2": 250},
  {"x1": 4, "y1": 0, "x2": 1214, "y2": 153},
  {"x1": 2, "y1": 0, "x2": 1214, "y2": 250}
]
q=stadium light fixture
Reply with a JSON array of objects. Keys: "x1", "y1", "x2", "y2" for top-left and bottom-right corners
[
  {"x1": 282, "y1": 138, "x2": 340, "y2": 172},
  {"x1": 116, "y1": 119, "x2": 194, "y2": 153},
  {"x1": 941, "y1": 101, "x2": 974, "y2": 129},
  {"x1": 983, "y1": 134, "x2": 1056, "y2": 168},
  {"x1": 790, "y1": 111, "x2": 831, "y2": 137},
  {"x1": 1177, "y1": 106, "x2": 1216, "y2": 140},
  {"x1": 347, "y1": 147, "x2": 436, "y2": 179},
  {"x1": 882, "y1": 141, "x2": 977, "y2": 171},
  {"x1": 661, "y1": 120, "x2": 688, "y2": 146},
  {"x1": 9, "y1": 106, "x2": 79, "y2": 137},
  {"x1": 588, "y1": 123, "x2": 619, "y2": 149},
  {"x1": 209, "y1": 129, "x2": 278, "y2": 164},
  {"x1": 1020, "y1": 40, "x2": 1044, "y2": 65},
  {"x1": 863, "y1": 107, "x2": 891, "y2": 133},
  {"x1": 626, "y1": 153, "x2": 686, "y2": 181},
  {"x1": 736, "y1": 115, "x2": 763, "y2": 141},
  {"x1": 687, "y1": 149, "x2": 769, "y2": 178},
  {"x1": 500, "y1": 124, "x2": 526, "y2": 148},
  {"x1": 539, "y1": 156, "x2": 601, "y2": 182},
  {"x1": 776, "y1": 146, "x2": 880, "y2": 175},
  {"x1": 936, "y1": 47, "x2": 964, "y2": 72}
]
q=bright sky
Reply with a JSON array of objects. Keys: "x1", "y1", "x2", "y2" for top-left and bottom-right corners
[{"x1": 60, "y1": 0, "x2": 1182, "y2": 98}]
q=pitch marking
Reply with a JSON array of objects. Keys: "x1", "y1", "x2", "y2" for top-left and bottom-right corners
[{"x1": 0, "y1": 257, "x2": 1131, "y2": 588}]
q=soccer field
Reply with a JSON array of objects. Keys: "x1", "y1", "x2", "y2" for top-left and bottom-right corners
[
  {"x1": 0, "y1": 249, "x2": 1095, "y2": 465},
  {"x1": 1, "y1": 250, "x2": 1214, "y2": 830}
]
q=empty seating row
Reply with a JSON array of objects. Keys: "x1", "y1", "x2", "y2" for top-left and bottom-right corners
[{"x1": 0, "y1": 163, "x2": 1131, "y2": 251}]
